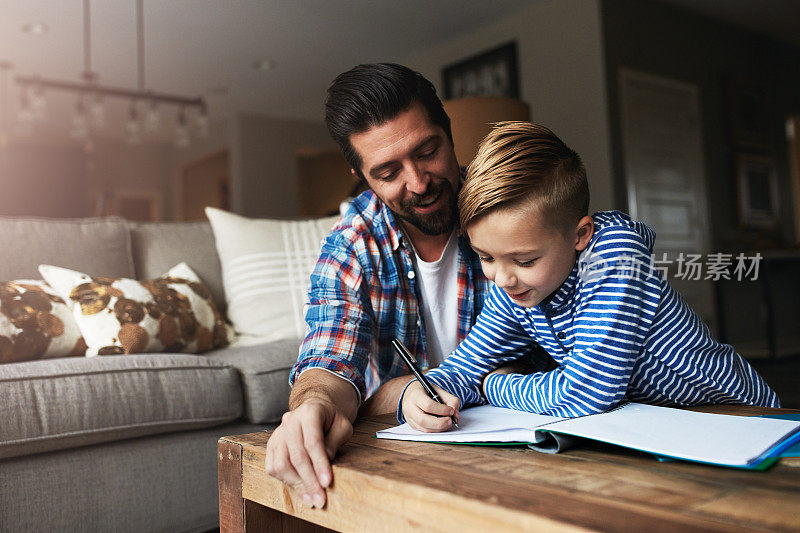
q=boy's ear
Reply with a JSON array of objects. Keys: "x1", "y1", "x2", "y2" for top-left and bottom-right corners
[{"x1": 574, "y1": 216, "x2": 594, "y2": 252}]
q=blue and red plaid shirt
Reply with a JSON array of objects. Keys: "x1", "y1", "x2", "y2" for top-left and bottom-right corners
[{"x1": 290, "y1": 190, "x2": 490, "y2": 401}]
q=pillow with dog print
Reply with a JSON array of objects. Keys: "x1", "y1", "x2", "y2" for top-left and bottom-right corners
[{"x1": 39, "y1": 262, "x2": 234, "y2": 356}]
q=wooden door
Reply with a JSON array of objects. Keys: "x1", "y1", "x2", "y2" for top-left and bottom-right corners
[
  {"x1": 296, "y1": 148, "x2": 357, "y2": 217},
  {"x1": 619, "y1": 69, "x2": 715, "y2": 331},
  {"x1": 177, "y1": 150, "x2": 230, "y2": 221},
  {"x1": 787, "y1": 116, "x2": 800, "y2": 245}
]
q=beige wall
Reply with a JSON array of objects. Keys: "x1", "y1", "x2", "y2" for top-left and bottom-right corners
[
  {"x1": 90, "y1": 141, "x2": 173, "y2": 219},
  {"x1": 231, "y1": 113, "x2": 336, "y2": 218},
  {"x1": 0, "y1": 131, "x2": 232, "y2": 221},
  {"x1": 0, "y1": 143, "x2": 88, "y2": 217},
  {"x1": 404, "y1": 0, "x2": 614, "y2": 213}
]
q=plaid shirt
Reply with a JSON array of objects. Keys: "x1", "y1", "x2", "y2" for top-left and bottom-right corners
[{"x1": 290, "y1": 190, "x2": 490, "y2": 401}]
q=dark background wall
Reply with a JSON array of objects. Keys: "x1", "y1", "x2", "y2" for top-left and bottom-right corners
[
  {"x1": 601, "y1": 0, "x2": 800, "y2": 386},
  {"x1": 602, "y1": 0, "x2": 800, "y2": 251}
]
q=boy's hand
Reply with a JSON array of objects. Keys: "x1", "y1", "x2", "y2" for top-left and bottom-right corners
[{"x1": 401, "y1": 381, "x2": 460, "y2": 432}]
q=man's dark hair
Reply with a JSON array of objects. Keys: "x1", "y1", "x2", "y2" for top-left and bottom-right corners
[{"x1": 325, "y1": 63, "x2": 453, "y2": 179}]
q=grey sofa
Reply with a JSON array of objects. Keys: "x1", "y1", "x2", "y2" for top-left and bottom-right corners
[{"x1": 0, "y1": 216, "x2": 300, "y2": 532}]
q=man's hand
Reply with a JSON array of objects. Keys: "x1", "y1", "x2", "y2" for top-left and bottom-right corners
[
  {"x1": 400, "y1": 381, "x2": 460, "y2": 432},
  {"x1": 265, "y1": 369, "x2": 357, "y2": 509}
]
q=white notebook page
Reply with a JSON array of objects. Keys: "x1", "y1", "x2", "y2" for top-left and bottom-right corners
[
  {"x1": 377, "y1": 403, "x2": 800, "y2": 467},
  {"x1": 377, "y1": 404, "x2": 561, "y2": 442},
  {"x1": 547, "y1": 403, "x2": 800, "y2": 466}
]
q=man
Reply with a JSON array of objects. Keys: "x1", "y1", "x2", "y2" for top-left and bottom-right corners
[{"x1": 265, "y1": 63, "x2": 492, "y2": 509}]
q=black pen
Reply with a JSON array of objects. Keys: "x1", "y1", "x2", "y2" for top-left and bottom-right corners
[{"x1": 391, "y1": 338, "x2": 459, "y2": 429}]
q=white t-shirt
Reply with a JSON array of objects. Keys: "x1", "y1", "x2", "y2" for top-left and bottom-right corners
[{"x1": 410, "y1": 233, "x2": 461, "y2": 368}]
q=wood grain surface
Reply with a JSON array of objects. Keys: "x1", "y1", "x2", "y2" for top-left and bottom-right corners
[{"x1": 220, "y1": 406, "x2": 800, "y2": 532}]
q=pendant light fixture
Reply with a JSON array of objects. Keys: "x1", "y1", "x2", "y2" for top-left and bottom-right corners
[{"x1": 14, "y1": 0, "x2": 207, "y2": 147}]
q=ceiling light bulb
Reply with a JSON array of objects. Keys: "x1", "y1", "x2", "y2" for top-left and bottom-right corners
[
  {"x1": 17, "y1": 90, "x2": 34, "y2": 124},
  {"x1": 174, "y1": 108, "x2": 190, "y2": 147},
  {"x1": 174, "y1": 124, "x2": 190, "y2": 147},
  {"x1": 70, "y1": 114, "x2": 89, "y2": 141},
  {"x1": 252, "y1": 59, "x2": 275, "y2": 71},
  {"x1": 194, "y1": 109, "x2": 209, "y2": 137},
  {"x1": 126, "y1": 102, "x2": 141, "y2": 145},
  {"x1": 21, "y1": 22, "x2": 49, "y2": 35},
  {"x1": 144, "y1": 102, "x2": 160, "y2": 132},
  {"x1": 30, "y1": 86, "x2": 47, "y2": 121},
  {"x1": 69, "y1": 97, "x2": 89, "y2": 140},
  {"x1": 126, "y1": 123, "x2": 141, "y2": 145},
  {"x1": 89, "y1": 95, "x2": 104, "y2": 127}
]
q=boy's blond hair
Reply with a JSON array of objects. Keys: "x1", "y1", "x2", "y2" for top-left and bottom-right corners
[{"x1": 459, "y1": 122, "x2": 589, "y2": 231}]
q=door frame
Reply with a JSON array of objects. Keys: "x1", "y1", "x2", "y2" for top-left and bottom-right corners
[{"x1": 618, "y1": 67, "x2": 711, "y2": 255}]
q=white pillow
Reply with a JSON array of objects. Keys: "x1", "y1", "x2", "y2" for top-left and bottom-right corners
[{"x1": 205, "y1": 207, "x2": 338, "y2": 344}]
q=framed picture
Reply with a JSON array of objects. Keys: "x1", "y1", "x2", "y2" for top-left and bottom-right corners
[
  {"x1": 442, "y1": 41, "x2": 519, "y2": 99},
  {"x1": 737, "y1": 153, "x2": 779, "y2": 228},
  {"x1": 727, "y1": 80, "x2": 771, "y2": 149}
]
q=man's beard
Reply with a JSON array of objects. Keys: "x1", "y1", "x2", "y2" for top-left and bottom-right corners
[{"x1": 393, "y1": 181, "x2": 458, "y2": 236}]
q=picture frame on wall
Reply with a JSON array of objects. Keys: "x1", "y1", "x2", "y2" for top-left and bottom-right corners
[
  {"x1": 113, "y1": 191, "x2": 161, "y2": 222},
  {"x1": 442, "y1": 41, "x2": 519, "y2": 100},
  {"x1": 737, "y1": 153, "x2": 779, "y2": 228}
]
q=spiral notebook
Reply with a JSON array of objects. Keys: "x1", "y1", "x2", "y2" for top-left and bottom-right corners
[{"x1": 376, "y1": 403, "x2": 800, "y2": 470}]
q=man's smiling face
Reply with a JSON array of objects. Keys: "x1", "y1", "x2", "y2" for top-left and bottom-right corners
[{"x1": 349, "y1": 103, "x2": 460, "y2": 236}]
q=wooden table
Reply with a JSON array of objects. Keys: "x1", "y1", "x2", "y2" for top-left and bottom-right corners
[{"x1": 219, "y1": 406, "x2": 800, "y2": 532}]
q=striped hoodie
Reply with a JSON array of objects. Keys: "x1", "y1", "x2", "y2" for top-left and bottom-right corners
[{"x1": 416, "y1": 211, "x2": 779, "y2": 419}]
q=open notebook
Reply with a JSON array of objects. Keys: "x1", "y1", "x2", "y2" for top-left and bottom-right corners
[{"x1": 376, "y1": 403, "x2": 800, "y2": 470}]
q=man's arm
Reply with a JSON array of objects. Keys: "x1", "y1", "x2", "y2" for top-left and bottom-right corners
[
  {"x1": 359, "y1": 374, "x2": 416, "y2": 416},
  {"x1": 265, "y1": 368, "x2": 359, "y2": 509},
  {"x1": 268, "y1": 226, "x2": 369, "y2": 509}
]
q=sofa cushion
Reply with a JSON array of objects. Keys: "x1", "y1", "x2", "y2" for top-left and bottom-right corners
[
  {"x1": 205, "y1": 338, "x2": 300, "y2": 423},
  {"x1": 0, "y1": 421, "x2": 266, "y2": 533},
  {"x1": 0, "y1": 216, "x2": 134, "y2": 281},
  {"x1": 129, "y1": 220, "x2": 226, "y2": 312},
  {"x1": 0, "y1": 353, "x2": 243, "y2": 460},
  {"x1": 1, "y1": 280, "x2": 87, "y2": 363},
  {"x1": 39, "y1": 262, "x2": 235, "y2": 356},
  {"x1": 205, "y1": 207, "x2": 338, "y2": 344}
]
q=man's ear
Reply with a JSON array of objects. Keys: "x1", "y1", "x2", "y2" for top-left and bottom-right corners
[
  {"x1": 574, "y1": 216, "x2": 594, "y2": 252},
  {"x1": 350, "y1": 168, "x2": 359, "y2": 178}
]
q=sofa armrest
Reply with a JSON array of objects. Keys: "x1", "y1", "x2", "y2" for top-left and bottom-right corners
[{"x1": 205, "y1": 338, "x2": 301, "y2": 424}]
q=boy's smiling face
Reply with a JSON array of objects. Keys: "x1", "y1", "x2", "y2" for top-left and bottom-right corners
[{"x1": 468, "y1": 206, "x2": 594, "y2": 308}]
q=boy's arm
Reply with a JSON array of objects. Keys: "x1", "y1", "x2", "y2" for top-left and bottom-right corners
[
  {"x1": 398, "y1": 285, "x2": 536, "y2": 420},
  {"x1": 485, "y1": 229, "x2": 660, "y2": 417}
]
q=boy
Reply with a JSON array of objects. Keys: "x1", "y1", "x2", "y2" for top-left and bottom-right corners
[{"x1": 401, "y1": 122, "x2": 778, "y2": 431}]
